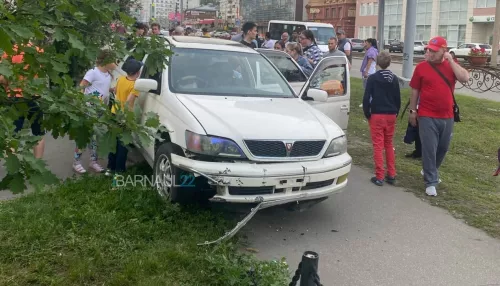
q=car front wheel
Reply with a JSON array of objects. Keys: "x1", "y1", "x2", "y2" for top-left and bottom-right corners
[{"x1": 154, "y1": 142, "x2": 201, "y2": 204}]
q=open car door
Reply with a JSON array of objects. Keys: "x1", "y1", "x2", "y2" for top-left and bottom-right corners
[{"x1": 299, "y1": 56, "x2": 350, "y2": 130}]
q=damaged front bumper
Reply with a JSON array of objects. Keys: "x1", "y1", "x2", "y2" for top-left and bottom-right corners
[{"x1": 171, "y1": 153, "x2": 352, "y2": 205}]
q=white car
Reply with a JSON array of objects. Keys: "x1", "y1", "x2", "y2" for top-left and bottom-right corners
[
  {"x1": 449, "y1": 43, "x2": 492, "y2": 60},
  {"x1": 414, "y1": 41, "x2": 428, "y2": 54},
  {"x1": 117, "y1": 37, "x2": 352, "y2": 206}
]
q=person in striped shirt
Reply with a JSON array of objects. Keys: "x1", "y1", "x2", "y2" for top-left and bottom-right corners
[{"x1": 299, "y1": 30, "x2": 323, "y2": 68}]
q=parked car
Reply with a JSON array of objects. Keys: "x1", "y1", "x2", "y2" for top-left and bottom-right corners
[
  {"x1": 388, "y1": 40, "x2": 404, "y2": 53},
  {"x1": 349, "y1": 38, "x2": 365, "y2": 52},
  {"x1": 113, "y1": 37, "x2": 352, "y2": 207},
  {"x1": 449, "y1": 43, "x2": 492, "y2": 61},
  {"x1": 414, "y1": 41, "x2": 428, "y2": 54}
]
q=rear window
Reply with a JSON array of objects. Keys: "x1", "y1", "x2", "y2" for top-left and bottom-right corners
[
  {"x1": 351, "y1": 39, "x2": 364, "y2": 43},
  {"x1": 479, "y1": 44, "x2": 491, "y2": 49},
  {"x1": 414, "y1": 42, "x2": 423, "y2": 46}
]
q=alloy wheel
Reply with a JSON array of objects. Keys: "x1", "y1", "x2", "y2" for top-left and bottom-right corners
[{"x1": 155, "y1": 154, "x2": 172, "y2": 198}]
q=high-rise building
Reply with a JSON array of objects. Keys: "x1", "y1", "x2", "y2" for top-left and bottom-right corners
[
  {"x1": 354, "y1": 0, "x2": 497, "y2": 48},
  {"x1": 220, "y1": 0, "x2": 240, "y2": 27}
]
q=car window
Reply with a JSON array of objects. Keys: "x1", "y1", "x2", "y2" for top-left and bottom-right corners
[
  {"x1": 479, "y1": 44, "x2": 492, "y2": 49},
  {"x1": 352, "y1": 39, "x2": 364, "y2": 43},
  {"x1": 309, "y1": 61, "x2": 347, "y2": 97},
  {"x1": 414, "y1": 42, "x2": 423, "y2": 46},
  {"x1": 261, "y1": 52, "x2": 307, "y2": 82},
  {"x1": 140, "y1": 59, "x2": 162, "y2": 95},
  {"x1": 169, "y1": 48, "x2": 295, "y2": 98}
]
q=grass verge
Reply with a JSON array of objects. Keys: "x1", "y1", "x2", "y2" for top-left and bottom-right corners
[
  {"x1": 0, "y1": 164, "x2": 289, "y2": 285},
  {"x1": 347, "y1": 77, "x2": 500, "y2": 237}
]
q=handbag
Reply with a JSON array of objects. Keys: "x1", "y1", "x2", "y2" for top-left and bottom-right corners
[{"x1": 429, "y1": 63, "x2": 461, "y2": 122}]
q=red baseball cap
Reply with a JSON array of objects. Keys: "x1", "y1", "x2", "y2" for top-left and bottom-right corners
[{"x1": 426, "y1": 36, "x2": 448, "y2": 52}]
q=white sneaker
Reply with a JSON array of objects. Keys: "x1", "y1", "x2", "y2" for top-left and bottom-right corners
[
  {"x1": 89, "y1": 161, "x2": 105, "y2": 173},
  {"x1": 73, "y1": 162, "x2": 87, "y2": 174},
  {"x1": 421, "y1": 169, "x2": 442, "y2": 183},
  {"x1": 426, "y1": 186, "x2": 437, "y2": 196}
]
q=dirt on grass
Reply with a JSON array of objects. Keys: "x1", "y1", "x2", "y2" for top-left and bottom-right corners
[{"x1": 347, "y1": 77, "x2": 500, "y2": 237}]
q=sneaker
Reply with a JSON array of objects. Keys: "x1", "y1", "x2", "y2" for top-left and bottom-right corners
[
  {"x1": 89, "y1": 161, "x2": 105, "y2": 173},
  {"x1": 425, "y1": 186, "x2": 437, "y2": 196},
  {"x1": 73, "y1": 162, "x2": 87, "y2": 174},
  {"x1": 420, "y1": 169, "x2": 442, "y2": 183},
  {"x1": 104, "y1": 169, "x2": 114, "y2": 177},
  {"x1": 370, "y1": 177, "x2": 384, "y2": 186},
  {"x1": 385, "y1": 176, "x2": 396, "y2": 185}
]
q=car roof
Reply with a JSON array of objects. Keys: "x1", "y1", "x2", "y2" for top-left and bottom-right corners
[
  {"x1": 165, "y1": 36, "x2": 259, "y2": 53},
  {"x1": 255, "y1": 48, "x2": 292, "y2": 58}
]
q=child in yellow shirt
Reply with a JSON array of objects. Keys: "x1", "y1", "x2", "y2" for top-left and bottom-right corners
[{"x1": 105, "y1": 59, "x2": 143, "y2": 176}]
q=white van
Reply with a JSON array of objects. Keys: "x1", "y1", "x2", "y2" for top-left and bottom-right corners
[{"x1": 268, "y1": 20, "x2": 335, "y2": 53}]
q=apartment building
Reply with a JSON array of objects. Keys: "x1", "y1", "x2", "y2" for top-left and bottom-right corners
[
  {"x1": 241, "y1": 0, "x2": 307, "y2": 33},
  {"x1": 219, "y1": 0, "x2": 240, "y2": 27},
  {"x1": 354, "y1": 0, "x2": 497, "y2": 48},
  {"x1": 305, "y1": 0, "x2": 357, "y2": 37}
]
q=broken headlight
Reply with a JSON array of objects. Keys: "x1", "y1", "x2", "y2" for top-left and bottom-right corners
[{"x1": 185, "y1": 130, "x2": 246, "y2": 158}]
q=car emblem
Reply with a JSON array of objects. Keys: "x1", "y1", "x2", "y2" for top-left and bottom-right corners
[{"x1": 286, "y1": 143, "x2": 293, "y2": 151}]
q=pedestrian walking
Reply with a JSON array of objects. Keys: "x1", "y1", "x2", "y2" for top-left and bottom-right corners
[
  {"x1": 494, "y1": 148, "x2": 500, "y2": 176},
  {"x1": 73, "y1": 49, "x2": 117, "y2": 174},
  {"x1": 285, "y1": 42, "x2": 313, "y2": 77},
  {"x1": 363, "y1": 51, "x2": 401, "y2": 186},
  {"x1": 300, "y1": 30, "x2": 323, "y2": 68},
  {"x1": 240, "y1": 22, "x2": 258, "y2": 49},
  {"x1": 106, "y1": 59, "x2": 143, "y2": 176},
  {"x1": 360, "y1": 38, "x2": 378, "y2": 88},
  {"x1": 408, "y1": 36, "x2": 469, "y2": 196}
]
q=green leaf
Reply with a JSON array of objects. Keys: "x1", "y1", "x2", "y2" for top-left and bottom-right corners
[
  {"x1": 0, "y1": 60, "x2": 13, "y2": 77},
  {"x1": 8, "y1": 174, "x2": 26, "y2": 194},
  {"x1": 9, "y1": 25, "x2": 35, "y2": 39},
  {"x1": 144, "y1": 112, "x2": 160, "y2": 128},
  {"x1": 0, "y1": 28, "x2": 12, "y2": 52},
  {"x1": 54, "y1": 28, "x2": 66, "y2": 42},
  {"x1": 51, "y1": 60, "x2": 68, "y2": 73},
  {"x1": 68, "y1": 34, "x2": 85, "y2": 51},
  {"x1": 98, "y1": 131, "x2": 117, "y2": 158},
  {"x1": 4, "y1": 153, "x2": 21, "y2": 174},
  {"x1": 120, "y1": 132, "x2": 134, "y2": 145}
]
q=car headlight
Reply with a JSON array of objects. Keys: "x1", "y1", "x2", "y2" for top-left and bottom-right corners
[
  {"x1": 185, "y1": 130, "x2": 246, "y2": 158},
  {"x1": 324, "y1": 136, "x2": 347, "y2": 157}
]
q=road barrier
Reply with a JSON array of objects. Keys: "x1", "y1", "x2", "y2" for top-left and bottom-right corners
[{"x1": 289, "y1": 251, "x2": 323, "y2": 286}]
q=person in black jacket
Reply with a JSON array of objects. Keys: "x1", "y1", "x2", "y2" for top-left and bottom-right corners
[{"x1": 363, "y1": 51, "x2": 401, "y2": 186}]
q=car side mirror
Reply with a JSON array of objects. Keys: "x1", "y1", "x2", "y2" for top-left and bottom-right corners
[
  {"x1": 307, "y1": 89, "x2": 328, "y2": 102},
  {"x1": 134, "y1": 79, "x2": 158, "y2": 93}
]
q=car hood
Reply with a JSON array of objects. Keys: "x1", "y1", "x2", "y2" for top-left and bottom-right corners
[{"x1": 176, "y1": 94, "x2": 342, "y2": 141}]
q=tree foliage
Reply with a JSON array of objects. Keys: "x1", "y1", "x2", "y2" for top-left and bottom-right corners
[{"x1": 0, "y1": 0, "x2": 171, "y2": 193}]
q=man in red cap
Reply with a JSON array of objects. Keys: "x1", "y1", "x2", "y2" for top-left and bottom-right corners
[{"x1": 408, "y1": 36, "x2": 469, "y2": 196}]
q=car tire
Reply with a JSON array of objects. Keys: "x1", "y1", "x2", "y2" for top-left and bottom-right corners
[{"x1": 154, "y1": 142, "x2": 202, "y2": 204}]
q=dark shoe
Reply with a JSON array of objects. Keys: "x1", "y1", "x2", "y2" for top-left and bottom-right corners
[
  {"x1": 405, "y1": 151, "x2": 421, "y2": 159},
  {"x1": 385, "y1": 176, "x2": 396, "y2": 185},
  {"x1": 371, "y1": 177, "x2": 384, "y2": 186},
  {"x1": 494, "y1": 166, "x2": 500, "y2": 177}
]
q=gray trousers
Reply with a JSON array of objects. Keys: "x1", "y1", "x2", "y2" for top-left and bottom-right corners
[{"x1": 419, "y1": 117, "x2": 454, "y2": 187}]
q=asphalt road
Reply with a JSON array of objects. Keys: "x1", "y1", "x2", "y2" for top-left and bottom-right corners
[
  {"x1": 2, "y1": 136, "x2": 500, "y2": 285},
  {"x1": 350, "y1": 57, "x2": 500, "y2": 103}
]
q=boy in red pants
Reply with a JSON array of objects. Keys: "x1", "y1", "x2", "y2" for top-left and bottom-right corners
[{"x1": 363, "y1": 51, "x2": 401, "y2": 186}]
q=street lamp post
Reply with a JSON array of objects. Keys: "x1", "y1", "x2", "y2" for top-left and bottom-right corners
[
  {"x1": 377, "y1": 0, "x2": 385, "y2": 51},
  {"x1": 402, "y1": 0, "x2": 416, "y2": 79},
  {"x1": 491, "y1": 0, "x2": 500, "y2": 66}
]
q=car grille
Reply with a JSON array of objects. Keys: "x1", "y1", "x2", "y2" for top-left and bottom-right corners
[{"x1": 244, "y1": 140, "x2": 326, "y2": 158}]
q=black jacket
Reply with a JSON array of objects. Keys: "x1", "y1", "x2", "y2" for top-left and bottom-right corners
[{"x1": 363, "y1": 70, "x2": 401, "y2": 119}]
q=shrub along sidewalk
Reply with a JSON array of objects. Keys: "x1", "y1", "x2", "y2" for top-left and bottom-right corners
[
  {"x1": 347, "y1": 77, "x2": 500, "y2": 238},
  {"x1": 0, "y1": 164, "x2": 289, "y2": 285}
]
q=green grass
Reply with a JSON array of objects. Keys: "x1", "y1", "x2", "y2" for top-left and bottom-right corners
[
  {"x1": 0, "y1": 164, "x2": 289, "y2": 286},
  {"x1": 348, "y1": 77, "x2": 500, "y2": 237}
]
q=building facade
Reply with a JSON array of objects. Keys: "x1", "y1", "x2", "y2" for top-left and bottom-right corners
[
  {"x1": 241, "y1": 0, "x2": 307, "y2": 33},
  {"x1": 219, "y1": 0, "x2": 241, "y2": 28},
  {"x1": 305, "y1": 0, "x2": 357, "y2": 37},
  {"x1": 354, "y1": 0, "x2": 497, "y2": 48}
]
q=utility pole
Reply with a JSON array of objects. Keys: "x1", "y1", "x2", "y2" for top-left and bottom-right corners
[
  {"x1": 377, "y1": 0, "x2": 385, "y2": 51},
  {"x1": 180, "y1": 0, "x2": 184, "y2": 26},
  {"x1": 402, "y1": 0, "x2": 416, "y2": 79},
  {"x1": 491, "y1": 0, "x2": 500, "y2": 66}
]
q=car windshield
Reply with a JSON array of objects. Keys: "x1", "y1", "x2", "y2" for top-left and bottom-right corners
[
  {"x1": 169, "y1": 48, "x2": 295, "y2": 98},
  {"x1": 259, "y1": 51, "x2": 308, "y2": 83},
  {"x1": 479, "y1": 44, "x2": 492, "y2": 49},
  {"x1": 414, "y1": 42, "x2": 423, "y2": 46},
  {"x1": 309, "y1": 27, "x2": 335, "y2": 45}
]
